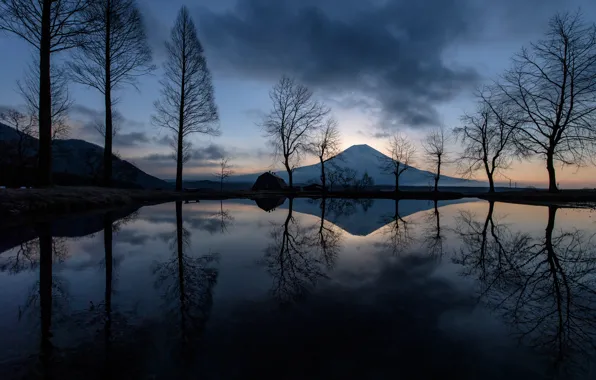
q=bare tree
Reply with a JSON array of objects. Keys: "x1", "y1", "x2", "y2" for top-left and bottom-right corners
[
  {"x1": 213, "y1": 157, "x2": 233, "y2": 192},
  {"x1": 0, "y1": 0, "x2": 92, "y2": 186},
  {"x1": 69, "y1": 0, "x2": 154, "y2": 187},
  {"x1": 262, "y1": 76, "x2": 329, "y2": 188},
  {"x1": 308, "y1": 117, "x2": 341, "y2": 190},
  {"x1": 498, "y1": 11, "x2": 596, "y2": 192},
  {"x1": 18, "y1": 58, "x2": 73, "y2": 140},
  {"x1": 378, "y1": 133, "x2": 416, "y2": 192},
  {"x1": 153, "y1": 6, "x2": 219, "y2": 192},
  {"x1": 422, "y1": 127, "x2": 447, "y2": 192},
  {"x1": 454, "y1": 89, "x2": 516, "y2": 192}
]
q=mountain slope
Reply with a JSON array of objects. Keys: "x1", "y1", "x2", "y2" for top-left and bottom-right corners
[
  {"x1": 232, "y1": 144, "x2": 481, "y2": 187},
  {"x1": 0, "y1": 122, "x2": 169, "y2": 189}
]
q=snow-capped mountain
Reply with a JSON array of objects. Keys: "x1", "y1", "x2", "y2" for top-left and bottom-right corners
[{"x1": 231, "y1": 144, "x2": 480, "y2": 187}]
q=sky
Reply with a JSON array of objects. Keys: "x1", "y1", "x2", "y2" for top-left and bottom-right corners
[{"x1": 1, "y1": 0, "x2": 596, "y2": 187}]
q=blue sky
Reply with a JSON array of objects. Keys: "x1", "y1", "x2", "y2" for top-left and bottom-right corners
[{"x1": 1, "y1": 0, "x2": 595, "y2": 186}]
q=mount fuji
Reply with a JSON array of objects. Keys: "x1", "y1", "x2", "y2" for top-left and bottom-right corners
[{"x1": 231, "y1": 144, "x2": 481, "y2": 187}]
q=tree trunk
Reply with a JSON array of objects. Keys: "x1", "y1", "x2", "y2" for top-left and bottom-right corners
[
  {"x1": 395, "y1": 174, "x2": 399, "y2": 193},
  {"x1": 320, "y1": 157, "x2": 326, "y2": 190},
  {"x1": 38, "y1": 222, "x2": 53, "y2": 359},
  {"x1": 546, "y1": 151, "x2": 558, "y2": 193},
  {"x1": 434, "y1": 156, "x2": 441, "y2": 193},
  {"x1": 284, "y1": 157, "x2": 293, "y2": 189},
  {"x1": 103, "y1": 212, "x2": 113, "y2": 369},
  {"x1": 103, "y1": 1, "x2": 113, "y2": 187},
  {"x1": 176, "y1": 130, "x2": 183, "y2": 192},
  {"x1": 488, "y1": 174, "x2": 495, "y2": 193},
  {"x1": 38, "y1": 0, "x2": 53, "y2": 187},
  {"x1": 175, "y1": 201, "x2": 186, "y2": 331},
  {"x1": 175, "y1": 22, "x2": 187, "y2": 193}
]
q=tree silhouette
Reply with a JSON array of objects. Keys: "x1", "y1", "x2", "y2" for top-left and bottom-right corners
[
  {"x1": 308, "y1": 118, "x2": 341, "y2": 190},
  {"x1": 69, "y1": 0, "x2": 154, "y2": 187},
  {"x1": 378, "y1": 133, "x2": 417, "y2": 192},
  {"x1": 262, "y1": 76, "x2": 329, "y2": 188},
  {"x1": 422, "y1": 128, "x2": 448, "y2": 192},
  {"x1": 498, "y1": 11, "x2": 596, "y2": 192},
  {"x1": 455, "y1": 89, "x2": 516, "y2": 193},
  {"x1": 153, "y1": 6, "x2": 219, "y2": 192},
  {"x1": 0, "y1": 0, "x2": 92, "y2": 186}
]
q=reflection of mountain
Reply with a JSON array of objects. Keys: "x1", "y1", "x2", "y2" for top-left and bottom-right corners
[
  {"x1": 0, "y1": 207, "x2": 140, "y2": 255},
  {"x1": 280, "y1": 198, "x2": 473, "y2": 236}
]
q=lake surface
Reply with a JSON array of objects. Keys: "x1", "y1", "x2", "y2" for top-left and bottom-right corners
[{"x1": 1, "y1": 198, "x2": 595, "y2": 379}]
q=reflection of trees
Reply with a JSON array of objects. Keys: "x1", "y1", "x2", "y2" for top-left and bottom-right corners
[
  {"x1": 423, "y1": 201, "x2": 445, "y2": 257},
  {"x1": 381, "y1": 200, "x2": 414, "y2": 256},
  {"x1": 262, "y1": 198, "x2": 329, "y2": 305},
  {"x1": 153, "y1": 201, "x2": 219, "y2": 362},
  {"x1": 326, "y1": 198, "x2": 374, "y2": 219},
  {"x1": 315, "y1": 198, "x2": 342, "y2": 269},
  {"x1": 455, "y1": 204, "x2": 596, "y2": 377},
  {"x1": 213, "y1": 200, "x2": 234, "y2": 234}
]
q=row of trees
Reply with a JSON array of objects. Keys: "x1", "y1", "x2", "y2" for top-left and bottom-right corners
[
  {"x1": 262, "y1": 11, "x2": 596, "y2": 193},
  {"x1": 0, "y1": 1, "x2": 218, "y2": 190}
]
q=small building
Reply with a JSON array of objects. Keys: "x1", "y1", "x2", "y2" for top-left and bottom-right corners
[
  {"x1": 251, "y1": 172, "x2": 287, "y2": 191},
  {"x1": 302, "y1": 183, "x2": 324, "y2": 192}
]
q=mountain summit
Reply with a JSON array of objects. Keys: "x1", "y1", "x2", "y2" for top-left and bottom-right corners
[{"x1": 232, "y1": 144, "x2": 478, "y2": 186}]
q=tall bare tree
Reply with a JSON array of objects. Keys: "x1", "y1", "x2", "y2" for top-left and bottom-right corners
[
  {"x1": 18, "y1": 58, "x2": 73, "y2": 140},
  {"x1": 498, "y1": 11, "x2": 596, "y2": 192},
  {"x1": 378, "y1": 133, "x2": 416, "y2": 192},
  {"x1": 454, "y1": 89, "x2": 516, "y2": 193},
  {"x1": 153, "y1": 6, "x2": 219, "y2": 192},
  {"x1": 69, "y1": 0, "x2": 154, "y2": 187},
  {"x1": 309, "y1": 117, "x2": 341, "y2": 190},
  {"x1": 213, "y1": 157, "x2": 233, "y2": 192},
  {"x1": 263, "y1": 76, "x2": 329, "y2": 188},
  {"x1": 0, "y1": 0, "x2": 92, "y2": 186},
  {"x1": 422, "y1": 128, "x2": 447, "y2": 192}
]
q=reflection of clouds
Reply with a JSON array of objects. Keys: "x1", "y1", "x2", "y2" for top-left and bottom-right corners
[{"x1": 203, "y1": 254, "x2": 539, "y2": 379}]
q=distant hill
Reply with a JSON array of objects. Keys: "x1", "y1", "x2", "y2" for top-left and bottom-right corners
[
  {"x1": 230, "y1": 144, "x2": 482, "y2": 187},
  {"x1": 0, "y1": 122, "x2": 169, "y2": 189}
]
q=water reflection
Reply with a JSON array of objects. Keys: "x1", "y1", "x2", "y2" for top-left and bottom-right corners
[
  {"x1": 455, "y1": 204, "x2": 596, "y2": 377},
  {"x1": 262, "y1": 198, "x2": 331, "y2": 305},
  {"x1": 1, "y1": 199, "x2": 595, "y2": 379},
  {"x1": 153, "y1": 201, "x2": 219, "y2": 364}
]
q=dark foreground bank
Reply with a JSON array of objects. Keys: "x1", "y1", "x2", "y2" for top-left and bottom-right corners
[{"x1": 1, "y1": 187, "x2": 595, "y2": 227}]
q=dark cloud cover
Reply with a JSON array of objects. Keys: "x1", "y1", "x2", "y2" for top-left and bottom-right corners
[
  {"x1": 192, "y1": 0, "x2": 583, "y2": 129},
  {"x1": 196, "y1": 0, "x2": 482, "y2": 128}
]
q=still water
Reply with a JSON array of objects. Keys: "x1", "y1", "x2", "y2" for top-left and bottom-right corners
[{"x1": 0, "y1": 198, "x2": 595, "y2": 379}]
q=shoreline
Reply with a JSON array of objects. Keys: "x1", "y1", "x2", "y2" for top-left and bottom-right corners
[{"x1": 1, "y1": 187, "x2": 595, "y2": 228}]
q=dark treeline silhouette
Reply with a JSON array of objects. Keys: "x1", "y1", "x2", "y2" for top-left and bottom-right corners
[
  {"x1": 0, "y1": 2, "x2": 218, "y2": 190},
  {"x1": 455, "y1": 203, "x2": 596, "y2": 377},
  {"x1": 1, "y1": 6, "x2": 595, "y2": 193}
]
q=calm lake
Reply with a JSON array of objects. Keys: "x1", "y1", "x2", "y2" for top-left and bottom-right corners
[{"x1": 1, "y1": 198, "x2": 595, "y2": 379}]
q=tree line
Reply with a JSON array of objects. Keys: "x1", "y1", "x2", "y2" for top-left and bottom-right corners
[
  {"x1": 2, "y1": 4, "x2": 595, "y2": 193},
  {"x1": 261, "y1": 10, "x2": 596, "y2": 193},
  {"x1": 0, "y1": 1, "x2": 218, "y2": 191}
]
